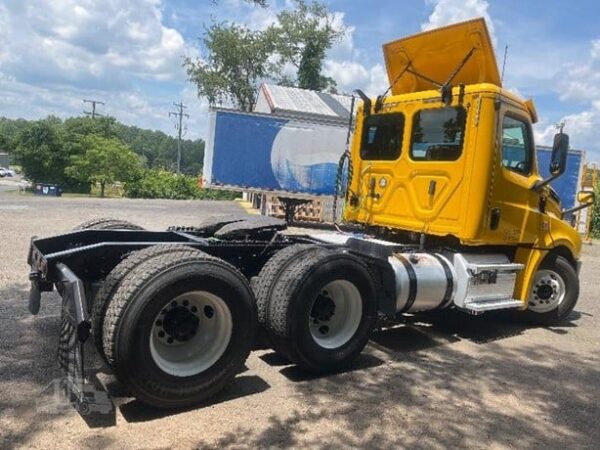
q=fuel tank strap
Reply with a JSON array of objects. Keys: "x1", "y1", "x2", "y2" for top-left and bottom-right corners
[
  {"x1": 432, "y1": 254, "x2": 455, "y2": 309},
  {"x1": 396, "y1": 255, "x2": 417, "y2": 312}
]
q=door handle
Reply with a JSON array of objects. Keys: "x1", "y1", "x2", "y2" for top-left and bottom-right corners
[{"x1": 428, "y1": 180, "x2": 437, "y2": 196}]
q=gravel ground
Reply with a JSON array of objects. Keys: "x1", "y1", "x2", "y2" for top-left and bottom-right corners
[{"x1": 1, "y1": 193, "x2": 599, "y2": 449}]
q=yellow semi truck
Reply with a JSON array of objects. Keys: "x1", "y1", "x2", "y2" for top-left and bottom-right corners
[
  {"x1": 27, "y1": 19, "x2": 594, "y2": 413},
  {"x1": 343, "y1": 18, "x2": 594, "y2": 322}
]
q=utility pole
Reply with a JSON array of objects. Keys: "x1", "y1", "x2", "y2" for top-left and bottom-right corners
[
  {"x1": 83, "y1": 99, "x2": 105, "y2": 119},
  {"x1": 169, "y1": 102, "x2": 189, "y2": 173}
]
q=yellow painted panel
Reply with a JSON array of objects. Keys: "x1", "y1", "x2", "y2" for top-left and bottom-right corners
[{"x1": 383, "y1": 18, "x2": 500, "y2": 95}]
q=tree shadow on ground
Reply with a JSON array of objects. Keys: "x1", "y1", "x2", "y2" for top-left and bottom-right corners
[
  {"x1": 2, "y1": 280, "x2": 598, "y2": 449},
  {"x1": 197, "y1": 311, "x2": 599, "y2": 449}
]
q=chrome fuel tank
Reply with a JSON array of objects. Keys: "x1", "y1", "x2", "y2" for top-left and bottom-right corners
[{"x1": 388, "y1": 253, "x2": 457, "y2": 313}]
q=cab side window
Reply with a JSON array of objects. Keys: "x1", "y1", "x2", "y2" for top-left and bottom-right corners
[
  {"x1": 360, "y1": 113, "x2": 404, "y2": 161},
  {"x1": 501, "y1": 115, "x2": 533, "y2": 175},
  {"x1": 410, "y1": 106, "x2": 466, "y2": 161}
]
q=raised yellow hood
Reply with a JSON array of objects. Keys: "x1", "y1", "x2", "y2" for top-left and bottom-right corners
[{"x1": 383, "y1": 18, "x2": 500, "y2": 95}]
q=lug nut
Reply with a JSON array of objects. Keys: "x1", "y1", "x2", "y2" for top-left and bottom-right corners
[
  {"x1": 183, "y1": 300, "x2": 189, "y2": 307},
  {"x1": 191, "y1": 306, "x2": 198, "y2": 313},
  {"x1": 319, "y1": 325, "x2": 329, "y2": 335},
  {"x1": 158, "y1": 331, "x2": 165, "y2": 338},
  {"x1": 167, "y1": 337, "x2": 174, "y2": 344},
  {"x1": 204, "y1": 305, "x2": 214, "y2": 318}
]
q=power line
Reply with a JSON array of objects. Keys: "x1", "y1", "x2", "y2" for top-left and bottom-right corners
[
  {"x1": 169, "y1": 102, "x2": 189, "y2": 173},
  {"x1": 83, "y1": 99, "x2": 105, "y2": 119}
]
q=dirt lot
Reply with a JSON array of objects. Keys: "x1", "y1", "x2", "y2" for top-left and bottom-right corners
[{"x1": 1, "y1": 193, "x2": 599, "y2": 449}]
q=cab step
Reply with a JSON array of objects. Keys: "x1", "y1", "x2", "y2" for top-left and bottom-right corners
[{"x1": 463, "y1": 298, "x2": 524, "y2": 313}]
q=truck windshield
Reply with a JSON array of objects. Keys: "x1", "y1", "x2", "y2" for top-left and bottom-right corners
[
  {"x1": 360, "y1": 113, "x2": 404, "y2": 161},
  {"x1": 410, "y1": 106, "x2": 466, "y2": 161}
]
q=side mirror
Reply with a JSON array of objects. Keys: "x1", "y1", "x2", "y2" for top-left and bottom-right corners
[
  {"x1": 550, "y1": 132, "x2": 569, "y2": 176},
  {"x1": 534, "y1": 132, "x2": 569, "y2": 191},
  {"x1": 577, "y1": 191, "x2": 595, "y2": 204},
  {"x1": 561, "y1": 190, "x2": 596, "y2": 220}
]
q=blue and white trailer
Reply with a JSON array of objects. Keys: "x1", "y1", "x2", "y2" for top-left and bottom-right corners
[
  {"x1": 204, "y1": 108, "x2": 586, "y2": 224},
  {"x1": 204, "y1": 108, "x2": 349, "y2": 197}
]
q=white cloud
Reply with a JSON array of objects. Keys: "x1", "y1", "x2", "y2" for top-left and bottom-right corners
[
  {"x1": 557, "y1": 42, "x2": 600, "y2": 103},
  {"x1": 321, "y1": 10, "x2": 388, "y2": 96},
  {"x1": 421, "y1": 0, "x2": 496, "y2": 46},
  {"x1": 0, "y1": 0, "x2": 201, "y2": 138},
  {"x1": 323, "y1": 60, "x2": 387, "y2": 96},
  {"x1": 534, "y1": 39, "x2": 600, "y2": 162},
  {"x1": 0, "y1": 0, "x2": 191, "y2": 87},
  {"x1": 535, "y1": 103, "x2": 600, "y2": 162}
]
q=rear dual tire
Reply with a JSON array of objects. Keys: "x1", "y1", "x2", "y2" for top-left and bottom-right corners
[
  {"x1": 91, "y1": 245, "x2": 194, "y2": 365},
  {"x1": 102, "y1": 248, "x2": 256, "y2": 409},
  {"x1": 257, "y1": 247, "x2": 377, "y2": 373}
]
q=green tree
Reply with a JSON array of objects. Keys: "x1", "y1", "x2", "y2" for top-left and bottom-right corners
[
  {"x1": 0, "y1": 117, "x2": 29, "y2": 154},
  {"x1": 13, "y1": 117, "x2": 67, "y2": 184},
  {"x1": 186, "y1": 1, "x2": 343, "y2": 110},
  {"x1": 591, "y1": 184, "x2": 600, "y2": 238},
  {"x1": 269, "y1": 0, "x2": 344, "y2": 92},
  {"x1": 2, "y1": 115, "x2": 205, "y2": 178},
  {"x1": 65, "y1": 135, "x2": 142, "y2": 197},
  {"x1": 185, "y1": 24, "x2": 277, "y2": 111},
  {"x1": 0, "y1": 133, "x2": 8, "y2": 154}
]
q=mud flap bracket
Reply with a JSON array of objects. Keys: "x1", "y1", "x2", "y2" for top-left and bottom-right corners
[{"x1": 55, "y1": 263, "x2": 116, "y2": 427}]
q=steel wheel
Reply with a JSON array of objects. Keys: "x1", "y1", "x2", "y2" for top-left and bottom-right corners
[
  {"x1": 149, "y1": 291, "x2": 233, "y2": 377},
  {"x1": 308, "y1": 280, "x2": 363, "y2": 349},
  {"x1": 528, "y1": 269, "x2": 567, "y2": 314}
]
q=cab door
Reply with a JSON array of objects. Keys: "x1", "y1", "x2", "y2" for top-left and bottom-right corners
[{"x1": 488, "y1": 105, "x2": 541, "y2": 244}]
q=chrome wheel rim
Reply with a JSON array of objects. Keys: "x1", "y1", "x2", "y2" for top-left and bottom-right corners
[
  {"x1": 528, "y1": 269, "x2": 566, "y2": 313},
  {"x1": 149, "y1": 291, "x2": 232, "y2": 377},
  {"x1": 308, "y1": 280, "x2": 362, "y2": 349}
]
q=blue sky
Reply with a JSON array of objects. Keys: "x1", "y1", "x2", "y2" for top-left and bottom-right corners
[{"x1": 1, "y1": 0, "x2": 599, "y2": 161}]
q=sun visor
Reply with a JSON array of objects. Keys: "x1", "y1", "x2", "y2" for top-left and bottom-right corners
[{"x1": 383, "y1": 18, "x2": 501, "y2": 95}]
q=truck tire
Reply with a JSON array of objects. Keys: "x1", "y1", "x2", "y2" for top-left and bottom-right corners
[
  {"x1": 266, "y1": 249, "x2": 377, "y2": 373},
  {"x1": 102, "y1": 248, "x2": 256, "y2": 409},
  {"x1": 91, "y1": 244, "x2": 195, "y2": 365},
  {"x1": 254, "y1": 245, "x2": 328, "y2": 360},
  {"x1": 524, "y1": 254, "x2": 579, "y2": 325},
  {"x1": 253, "y1": 244, "x2": 324, "y2": 325},
  {"x1": 74, "y1": 217, "x2": 145, "y2": 231}
]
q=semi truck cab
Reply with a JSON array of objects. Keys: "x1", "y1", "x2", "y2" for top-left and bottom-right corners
[{"x1": 343, "y1": 18, "x2": 591, "y2": 311}]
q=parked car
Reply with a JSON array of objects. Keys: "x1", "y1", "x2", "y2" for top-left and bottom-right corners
[{"x1": 0, "y1": 167, "x2": 16, "y2": 177}]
